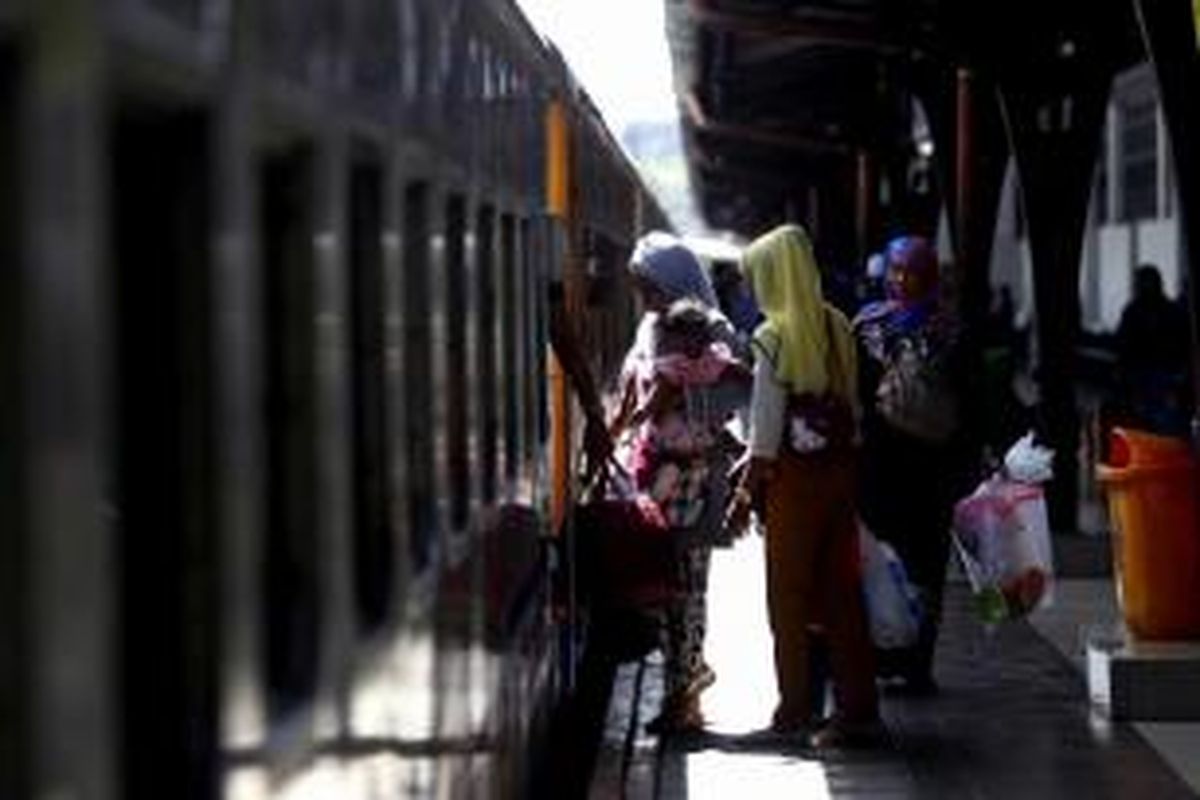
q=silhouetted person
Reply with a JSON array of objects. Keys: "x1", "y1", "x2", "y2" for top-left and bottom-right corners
[
  {"x1": 1115, "y1": 265, "x2": 1191, "y2": 436},
  {"x1": 854, "y1": 236, "x2": 973, "y2": 694}
]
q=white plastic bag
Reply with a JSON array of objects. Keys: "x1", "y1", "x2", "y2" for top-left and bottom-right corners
[
  {"x1": 1003, "y1": 432, "x2": 1055, "y2": 484},
  {"x1": 859, "y1": 523, "x2": 923, "y2": 648},
  {"x1": 952, "y1": 476, "x2": 1055, "y2": 623}
]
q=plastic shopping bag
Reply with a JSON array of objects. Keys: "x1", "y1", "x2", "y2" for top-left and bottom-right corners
[
  {"x1": 859, "y1": 523, "x2": 923, "y2": 648},
  {"x1": 952, "y1": 476, "x2": 1055, "y2": 624},
  {"x1": 1003, "y1": 432, "x2": 1055, "y2": 484}
]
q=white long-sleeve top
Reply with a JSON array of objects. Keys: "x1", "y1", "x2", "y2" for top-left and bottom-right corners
[
  {"x1": 748, "y1": 355, "x2": 787, "y2": 458},
  {"x1": 747, "y1": 350, "x2": 862, "y2": 457}
]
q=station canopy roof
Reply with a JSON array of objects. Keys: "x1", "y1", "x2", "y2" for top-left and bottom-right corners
[{"x1": 666, "y1": 0, "x2": 1147, "y2": 237}]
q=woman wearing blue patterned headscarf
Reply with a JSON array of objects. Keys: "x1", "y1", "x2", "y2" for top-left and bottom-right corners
[
  {"x1": 629, "y1": 231, "x2": 720, "y2": 309},
  {"x1": 609, "y1": 231, "x2": 750, "y2": 734},
  {"x1": 854, "y1": 235, "x2": 972, "y2": 694}
]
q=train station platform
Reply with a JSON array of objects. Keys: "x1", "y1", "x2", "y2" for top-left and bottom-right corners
[{"x1": 588, "y1": 536, "x2": 1200, "y2": 799}]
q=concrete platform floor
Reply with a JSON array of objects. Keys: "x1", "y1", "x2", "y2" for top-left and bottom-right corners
[{"x1": 590, "y1": 536, "x2": 1200, "y2": 799}]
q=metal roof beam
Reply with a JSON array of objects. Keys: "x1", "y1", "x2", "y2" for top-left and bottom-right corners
[
  {"x1": 693, "y1": 155, "x2": 804, "y2": 191},
  {"x1": 683, "y1": 90, "x2": 853, "y2": 156},
  {"x1": 687, "y1": 0, "x2": 915, "y2": 54}
]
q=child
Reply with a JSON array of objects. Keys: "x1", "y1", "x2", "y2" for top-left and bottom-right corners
[
  {"x1": 624, "y1": 299, "x2": 751, "y2": 530},
  {"x1": 612, "y1": 298, "x2": 750, "y2": 733}
]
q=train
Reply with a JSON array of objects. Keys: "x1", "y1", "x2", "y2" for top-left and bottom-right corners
[{"x1": 0, "y1": 1, "x2": 670, "y2": 797}]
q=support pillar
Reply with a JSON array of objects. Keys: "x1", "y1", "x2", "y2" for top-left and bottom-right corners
[
  {"x1": 20, "y1": 0, "x2": 116, "y2": 796},
  {"x1": 954, "y1": 69, "x2": 1009, "y2": 330},
  {"x1": 953, "y1": 68, "x2": 1010, "y2": 453},
  {"x1": 807, "y1": 183, "x2": 821, "y2": 242},
  {"x1": 855, "y1": 149, "x2": 877, "y2": 263},
  {"x1": 215, "y1": 0, "x2": 267, "y2": 756},
  {"x1": 998, "y1": 61, "x2": 1113, "y2": 532}
]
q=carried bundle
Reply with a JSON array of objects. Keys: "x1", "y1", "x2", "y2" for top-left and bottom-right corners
[
  {"x1": 859, "y1": 522, "x2": 924, "y2": 649},
  {"x1": 952, "y1": 433, "x2": 1056, "y2": 624}
]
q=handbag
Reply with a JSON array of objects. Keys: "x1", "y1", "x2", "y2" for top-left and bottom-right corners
[
  {"x1": 574, "y1": 460, "x2": 681, "y2": 612},
  {"x1": 876, "y1": 330, "x2": 959, "y2": 443}
]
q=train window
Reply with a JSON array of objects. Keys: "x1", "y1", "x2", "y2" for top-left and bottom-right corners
[
  {"x1": 464, "y1": 38, "x2": 481, "y2": 151},
  {"x1": 111, "y1": 105, "x2": 218, "y2": 796},
  {"x1": 348, "y1": 155, "x2": 392, "y2": 631},
  {"x1": 496, "y1": 61, "x2": 510, "y2": 181},
  {"x1": 475, "y1": 204, "x2": 498, "y2": 503},
  {"x1": 444, "y1": 195, "x2": 470, "y2": 531},
  {"x1": 350, "y1": 0, "x2": 400, "y2": 100},
  {"x1": 499, "y1": 214, "x2": 520, "y2": 482},
  {"x1": 518, "y1": 218, "x2": 533, "y2": 465},
  {"x1": 534, "y1": 222, "x2": 550, "y2": 449},
  {"x1": 257, "y1": 0, "x2": 312, "y2": 82},
  {"x1": 400, "y1": 0, "x2": 421, "y2": 103},
  {"x1": 482, "y1": 45, "x2": 494, "y2": 102},
  {"x1": 145, "y1": 0, "x2": 209, "y2": 29},
  {"x1": 426, "y1": 6, "x2": 447, "y2": 107},
  {"x1": 403, "y1": 182, "x2": 436, "y2": 571},
  {"x1": 595, "y1": 235, "x2": 621, "y2": 378},
  {"x1": 259, "y1": 144, "x2": 321, "y2": 722},
  {"x1": 520, "y1": 218, "x2": 545, "y2": 463}
]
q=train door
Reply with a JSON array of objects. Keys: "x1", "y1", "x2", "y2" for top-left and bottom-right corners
[
  {"x1": 258, "y1": 144, "x2": 320, "y2": 725},
  {"x1": 110, "y1": 103, "x2": 218, "y2": 798},
  {"x1": 347, "y1": 151, "x2": 392, "y2": 632}
]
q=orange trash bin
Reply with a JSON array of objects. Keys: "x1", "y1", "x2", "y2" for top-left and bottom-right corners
[{"x1": 1097, "y1": 428, "x2": 1200, "y2": 640}]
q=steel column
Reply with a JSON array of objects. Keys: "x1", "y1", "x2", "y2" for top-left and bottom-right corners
[
  {"x1": 22, "y1": 1, "x2": 116, "y2": 796},
  {"x1": 953, "y1": 68, "x2": 1009, "y2": 454},
  {"x1": 998, "y1": 62, "x2": 1113, "y2": 532},
  {"x1": 855, "y1": 148, "x2": 877, "y2": 264}
]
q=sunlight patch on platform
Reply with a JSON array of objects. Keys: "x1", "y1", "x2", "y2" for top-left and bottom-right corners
[
  {"x1": 685, "y1": 752, "x2": 831, "y2": 799},
  {"x1": 702, "y1": 534, "x2": 778, "y2": 733}
]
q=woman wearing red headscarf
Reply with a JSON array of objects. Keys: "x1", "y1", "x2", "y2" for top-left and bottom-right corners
[{"x1": 854, "y1": 236, "x2": 972, "y2": 694}]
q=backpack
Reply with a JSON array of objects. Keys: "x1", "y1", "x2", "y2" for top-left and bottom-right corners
[
  {"x1": 779, "y1": 308, "x2": 858, "y2": 455},
  {"x1": 784, "y1": 391, "x2": 856, "y2": 454}
]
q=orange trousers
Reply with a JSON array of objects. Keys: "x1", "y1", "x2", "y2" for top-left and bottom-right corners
[{"x1": 763, "y1": 451, "x2": 878, "y2": 725}]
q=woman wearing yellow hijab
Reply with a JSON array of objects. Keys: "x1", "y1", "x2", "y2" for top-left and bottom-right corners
[{"x1": 729, "y1": 224, "x2": 880, "y2": 746}]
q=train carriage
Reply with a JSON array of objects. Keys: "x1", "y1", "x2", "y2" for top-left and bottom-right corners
[{"x1": 0, "y1": 1, "x2": 669, "y2": 797}]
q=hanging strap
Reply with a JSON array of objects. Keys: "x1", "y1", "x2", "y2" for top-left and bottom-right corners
[{"x1": 582, "y1": 455, "x2": 636, "y2": 503}]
